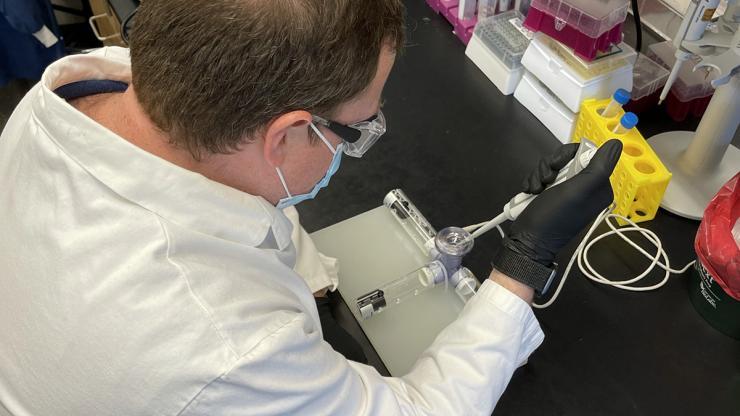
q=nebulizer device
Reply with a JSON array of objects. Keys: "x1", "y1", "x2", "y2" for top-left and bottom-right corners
[
  {"x1": 356, "y1": 189, "x2": 480, "y2": 320},
  {"x1": 356, "y1": 139, "x2": 599, "y2": 320}
]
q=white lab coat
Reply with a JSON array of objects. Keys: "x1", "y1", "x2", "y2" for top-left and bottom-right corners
[
  {"x1": 0, "y1": 48, "x2": 544, "y2": 416},
  {"x1": 285, "y1": 206, "x2": 340, "y2": 294}
]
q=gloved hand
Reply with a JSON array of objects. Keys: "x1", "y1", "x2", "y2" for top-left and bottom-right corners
[
  {"x1": 521, "y1": 142, "x2": 579, "y2": 194},
  {"x1": 502, "y1": 140, "x2": 623, "y2": 268}
]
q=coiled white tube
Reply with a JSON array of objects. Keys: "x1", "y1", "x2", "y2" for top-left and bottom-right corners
[{"x1": 464, "y1": 206, "x2": 695, "y2": 308}]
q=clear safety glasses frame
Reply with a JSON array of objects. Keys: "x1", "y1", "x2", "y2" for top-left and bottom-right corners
[{"x1": 312, "y1": 110, "x2": 387, "y2": 158}]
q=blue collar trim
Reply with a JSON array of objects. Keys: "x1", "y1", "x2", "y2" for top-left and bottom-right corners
[{"x1": 53, "y1": 80, "x2": 128, "y2": 101}]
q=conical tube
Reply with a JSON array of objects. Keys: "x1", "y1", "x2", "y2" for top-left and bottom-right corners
[{"x1": 600, "y1": 88, "x2": 631, "y2": 118}]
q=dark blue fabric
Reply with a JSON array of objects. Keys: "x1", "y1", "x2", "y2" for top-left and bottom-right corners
[
  {"x1": 0, "y1": 0, "x2": 66, "y2": 86},
  {"x1": 54, "y1": 80, "x2": 129, "y2": 101}
]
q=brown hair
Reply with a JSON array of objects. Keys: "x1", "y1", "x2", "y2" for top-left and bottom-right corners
[{"x1": 129, "y1": 0, "x2": 405, "y2": 159}]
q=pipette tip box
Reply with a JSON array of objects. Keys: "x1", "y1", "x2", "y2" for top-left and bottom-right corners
[
  {"x1": 465, "y1": 10, "x2": 532, "y2": 95},
  {"x1": 573, "y1": 97, "x2": 671, "y2": 224},
  {"x1": 523, "y1": 0, "x2": 628, "y2": 61}
]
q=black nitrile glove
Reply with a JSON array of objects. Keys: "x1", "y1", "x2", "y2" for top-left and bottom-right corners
[
  {"x1": 498, "y1": 140, "x2": 623, "y2": 269},
  {"x1": 521, "y1": 143, "x2": 579, "y2": 194}
]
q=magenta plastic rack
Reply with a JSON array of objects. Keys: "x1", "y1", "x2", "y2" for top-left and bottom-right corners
[
  {"x1": 523, "y1": 5, "x2": 623, "y2": 61},
  {"x1": 426, "y1": 0, "x2": 478, "y2": 45}
]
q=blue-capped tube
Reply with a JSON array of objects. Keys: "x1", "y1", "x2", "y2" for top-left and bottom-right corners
[
  {"x1": 612, "y1": 112, "x2": 639, "y2": 134},
  {"x1": 600, "y1": 88, "x2": 631, "y2": 118}
]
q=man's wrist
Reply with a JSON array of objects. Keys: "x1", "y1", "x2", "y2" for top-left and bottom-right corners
[
  {"x1": 313, "y1": 288, "x2": 329, "y2": 298},
  {"x1": 488, "y1": 270, "x2": 535, "y2": 304},
  {"x1": 492, "y1": 246, "x2": 557, "y2": 295}
]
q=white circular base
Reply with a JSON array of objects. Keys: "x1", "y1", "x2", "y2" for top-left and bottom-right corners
[{"x1": 649, "y1": 131, "x2": 740, "y2": 220}]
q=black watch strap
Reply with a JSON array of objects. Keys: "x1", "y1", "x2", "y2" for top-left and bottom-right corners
[{"x1": 492, "y1": 248, "x2": 557, "y2": 295}]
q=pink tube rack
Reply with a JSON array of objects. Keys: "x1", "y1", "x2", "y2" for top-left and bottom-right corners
[
  {"x1": 426, "y1": 0, "x2": 478, "y2": 45},
  {"x1": 523, "y1": 6, "x2": 624, "y2": 61}
]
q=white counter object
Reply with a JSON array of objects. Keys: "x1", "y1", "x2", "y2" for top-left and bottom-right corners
[{"x1": 514, "y1": 71, "x2": 577, "y2": 143}]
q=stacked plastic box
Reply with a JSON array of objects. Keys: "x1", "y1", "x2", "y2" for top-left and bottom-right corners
[
  {"x1": 623, "y1": 54, "x2": 669, "y2": 114},
  {"x1": 514, "y1": 32, "x2": 635, "y2": 143},
  {"x1": 511, "y1": 0, "x2": 633, "y2": 143},
  {"x1": 522, "y1": 33, "x2": 635, "y2": 112},
  {"x1": 523, "y1": 0, "x2": 629, "y2": 61},
  {"x1": 465, "y1": 11, "x2": 533, "y2": 95},
  {"x1": 647, "y1": 41, "x2": 716, "y2": 122},
  {"x1": 515, "y1": 72, "x2": 578, "y2": 142}
]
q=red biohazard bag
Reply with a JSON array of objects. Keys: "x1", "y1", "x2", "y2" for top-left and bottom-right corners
[{"x1": 695, "y1": 173, "x2": 740, "y2": 300}]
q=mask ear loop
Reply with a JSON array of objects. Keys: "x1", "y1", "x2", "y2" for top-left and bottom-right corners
[
  {"x1": 277, "y1": 123, "x2": 337, "y2": 202},
  {"x1": 275, "y1": 167, "x2": 293, "y2": 198}
]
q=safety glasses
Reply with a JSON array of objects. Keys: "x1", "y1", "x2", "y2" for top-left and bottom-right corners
[{"x1": 312, "y1": 110, "x2": 387, "y2": 158}]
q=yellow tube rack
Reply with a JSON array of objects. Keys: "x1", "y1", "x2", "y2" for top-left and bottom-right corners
[{"x1": 572, "y1": 98, "x2": 672, "y2": 224}]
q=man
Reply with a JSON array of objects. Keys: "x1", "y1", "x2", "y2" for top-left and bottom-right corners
[{"x1": 0, "y1": 1, "x2": 622, "y2": 414}]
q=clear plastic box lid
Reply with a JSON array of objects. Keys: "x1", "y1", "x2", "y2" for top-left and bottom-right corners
[
  {"x1": 530, "y1": 0, "x2": 630, "y2": 38},
  {"x1": 647, "y1": 41, "x2": 716, "y2": 101},
  {"x1": 534, "y1": 32, "x2": 636, "y2": 82},
  {"x1": 631, "y1": 54, "x2": 669, "y2": 101},
  {"x1": 474, "y1": 11, "x2": 532, "y2": 70}
]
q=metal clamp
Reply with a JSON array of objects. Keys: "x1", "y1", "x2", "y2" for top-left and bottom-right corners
[{"x1": 356, "y1": 290, "x2": 387, "y2": 320}]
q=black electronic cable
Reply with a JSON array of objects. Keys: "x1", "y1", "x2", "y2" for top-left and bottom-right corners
[
  {"x1": 120, "y1": 8, "x2": 138, "y2": 45},
  {"x1": 631, "y1": 0, "x2": 642, "y2": 53}
]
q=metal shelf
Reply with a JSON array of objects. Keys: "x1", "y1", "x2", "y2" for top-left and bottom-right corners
[{"x1": 631, "y1": 0, "x2": 731, "y2": 41}]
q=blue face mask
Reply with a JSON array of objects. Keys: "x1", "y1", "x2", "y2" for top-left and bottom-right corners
[{"x1": 275, "y1": 123, "x2": 343, "y2": 209}]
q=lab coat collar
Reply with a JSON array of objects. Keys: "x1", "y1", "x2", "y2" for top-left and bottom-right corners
[{"x1": 31, "y1": 48, "x2": 293, "y2": 251}]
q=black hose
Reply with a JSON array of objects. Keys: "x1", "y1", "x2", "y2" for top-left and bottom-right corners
[{"x1": 631, "y1": 0, "x2": 642, "y2": 53}]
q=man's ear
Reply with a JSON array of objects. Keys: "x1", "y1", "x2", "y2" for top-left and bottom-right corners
[{"x1": 263, "y1": 111, "x2": 313, "y2": 168}]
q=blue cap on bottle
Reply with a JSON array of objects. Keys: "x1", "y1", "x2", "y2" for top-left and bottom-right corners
[
  {"x1": 620, "y1": 112, "x2": 639, "y2": 130},
  {"x1": 613, "y1": 88, "x2": 631, "y2": 105}
]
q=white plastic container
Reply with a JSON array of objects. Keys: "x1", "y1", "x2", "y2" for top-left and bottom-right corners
[
  {"x1": 466, "y1": 11, "x2": 533, "y2": 95},
  {"x1": 631, "y1": 54, "x2": 669, "y2": 101},
  {"x1": 514, "y1": 71, "x2": 577, "y2": 143},
  {"x1": 521, "y1": 33, "x2": 636, "y2": 112}
]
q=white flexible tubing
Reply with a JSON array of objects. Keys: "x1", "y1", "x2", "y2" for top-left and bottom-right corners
[
  {"x1": 582, "y1": 213, "x2": 664, "y2": 288},
  {"x1": 464, "y1": 205, "x2": 696, "y2": 309},
  {"x1": 470, "y1": 212, "x2": 508, "y2": 239},
  {"x1": 601, "y1": 212, "x2": 695, "y2": 275},
  {"x1": 463, "y1": 222, "x2": 487, "y2": 233},
  {"x1": 464, "y1": 220, "x2": 506, "y2": 239},
  {"x1": 533, "y1": 207, "x2": 696, "y2": 308},
  {"x1": 532, "y1": 209, "x2": 609, "y2": 309}
]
